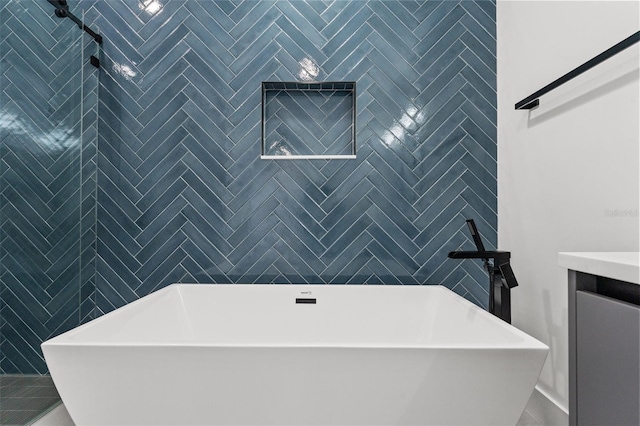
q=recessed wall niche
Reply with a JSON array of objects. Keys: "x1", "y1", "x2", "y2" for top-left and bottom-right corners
[{"x1": 261, "y1": 82, "x2": 356, "y2": 159}]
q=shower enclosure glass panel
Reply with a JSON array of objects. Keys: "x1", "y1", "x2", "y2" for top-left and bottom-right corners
[{"x1": 0, "y1": 0, "x2": 94, "y2": 423}]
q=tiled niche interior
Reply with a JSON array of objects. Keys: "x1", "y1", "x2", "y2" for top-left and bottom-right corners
[{"x1": 262, "y1": 82, "x2": 356, "y2": 159}]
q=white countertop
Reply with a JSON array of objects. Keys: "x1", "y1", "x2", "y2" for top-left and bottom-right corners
[{"x1": 558, "y1": 252, "x2": 639, "y2": 284}]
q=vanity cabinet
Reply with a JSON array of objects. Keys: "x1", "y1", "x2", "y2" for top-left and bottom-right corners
[{"x1": 560, "y1": 252, "x2": 639, "y2": 426}]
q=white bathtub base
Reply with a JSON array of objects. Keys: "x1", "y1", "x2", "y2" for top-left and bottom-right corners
[
  {"x1": 43, "y1": 284, "x2": 548, "y2": 426},
  {"x1": 47, "y1": 347, "x2": 540, "y2": 425}
]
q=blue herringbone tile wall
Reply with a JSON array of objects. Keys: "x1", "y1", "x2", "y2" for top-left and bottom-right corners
[
  {"x1": 2, "y1": 0, "x2": 497, "y2": 370},
  {"x1": 0, "y1": 1, "x2": 98, "y2": 373},
  {"x1": 85, "y1": 0, "x2": 498, "y2": 317}
]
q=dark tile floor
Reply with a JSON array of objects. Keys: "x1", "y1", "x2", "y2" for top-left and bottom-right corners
[{"x1": 0, "y1": 376, "x2": 61, "y2": 426}]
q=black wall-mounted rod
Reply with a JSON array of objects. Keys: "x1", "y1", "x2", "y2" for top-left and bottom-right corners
[
  {"x1": 515, "y1": 31, "x2": 640, "y2": 110},
  {"x1": 46, "y1": 0, "x2": 103, "y2": 44}
]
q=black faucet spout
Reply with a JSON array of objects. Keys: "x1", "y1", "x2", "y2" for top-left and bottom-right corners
[
  {"x1": 448, "y1": 219, "x2": 519, "y2": 323},
  {"x1": 448, "y1": 250, "x2": 511, "y2": 260}
]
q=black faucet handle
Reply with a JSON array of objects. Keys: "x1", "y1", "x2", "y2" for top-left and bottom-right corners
[
  {"x1": 498, "y1": 262, "x2": 519, "y2": 289},
  {"x1": 448, "y1": 250, "x2": 511, "y2": 260}
]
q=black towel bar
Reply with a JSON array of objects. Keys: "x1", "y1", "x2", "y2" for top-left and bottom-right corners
[{"x1": 515, "y1": 31, "x2": 640, "y2": 110}]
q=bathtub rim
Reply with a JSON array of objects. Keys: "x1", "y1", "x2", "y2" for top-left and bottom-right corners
[{"x1": 41, "y1": 284, "x2": 549, "y2": 351}]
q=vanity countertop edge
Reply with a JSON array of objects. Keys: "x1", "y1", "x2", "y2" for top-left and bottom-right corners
[{"x1": 558, "y1": 252, "x2": 639, "y2": 284}]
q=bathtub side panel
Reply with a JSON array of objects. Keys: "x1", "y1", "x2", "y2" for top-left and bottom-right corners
[{"x1": 43, "y1": 345, "x2": 547, "y2": 426}]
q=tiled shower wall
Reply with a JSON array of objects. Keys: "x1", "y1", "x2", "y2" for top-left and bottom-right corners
[
  {"x1": 2, "y1": 0, "x2": 497, "y2": 373},
  {"x1": 88, "y1": 0, "x2": 497, "y2": 316},
  {"x1": 0, "y1": 0, "x2": 98, "y2": 373}
]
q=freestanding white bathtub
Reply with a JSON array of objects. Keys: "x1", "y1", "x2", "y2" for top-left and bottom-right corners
[{"x1": 42, "y1": 284, "x2": 548, "y2": 426}]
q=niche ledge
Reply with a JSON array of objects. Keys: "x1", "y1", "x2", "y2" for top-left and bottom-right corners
[{"x1": 261, "y1": 82, "x2": 356, "y2": 160}]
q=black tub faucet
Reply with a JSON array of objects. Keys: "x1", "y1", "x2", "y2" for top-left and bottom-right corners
[{"x1": 448, "y1": 219, "x2": 518, "y2": 323}]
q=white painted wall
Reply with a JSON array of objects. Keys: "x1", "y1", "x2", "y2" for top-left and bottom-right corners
[{"x1": 497, "y1": 0, "x2": 639, "y2": 423}]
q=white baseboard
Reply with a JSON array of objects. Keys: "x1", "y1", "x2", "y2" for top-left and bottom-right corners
[{"x1": 524, "y1": 386, "x2": 569, "y2": 426}]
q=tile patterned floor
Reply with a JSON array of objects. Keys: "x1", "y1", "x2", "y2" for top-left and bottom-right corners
[{"x1": 0, "y1": 376, "x2": 61, "y2": 426}]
